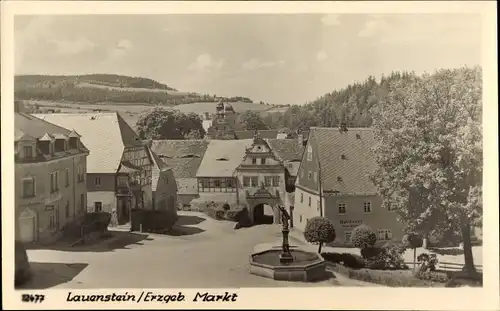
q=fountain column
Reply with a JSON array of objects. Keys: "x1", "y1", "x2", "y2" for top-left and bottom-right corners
[{"x1": 278, "y1": 206, "x2": 294, "y2": 264}]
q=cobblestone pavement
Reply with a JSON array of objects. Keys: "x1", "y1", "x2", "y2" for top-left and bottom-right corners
[{"x1": 23, "y1": 211, "x2": 376, "y2": 289}]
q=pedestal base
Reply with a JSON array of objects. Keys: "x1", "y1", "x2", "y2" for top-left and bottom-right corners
[{"x1": 279, "y1": 252, "x2": 294, "y2": 264}]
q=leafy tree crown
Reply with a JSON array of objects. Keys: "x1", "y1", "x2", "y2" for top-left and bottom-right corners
[
  {"x1": 351, "y1": 224, "x2": 377, "y2": 249},
  {"x1": 303, "y1": 217, "x2": 336, "y2": 245}
]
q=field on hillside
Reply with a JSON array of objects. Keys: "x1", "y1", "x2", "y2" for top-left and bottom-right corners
[
  {"x1": 24, "y1": 99, "x2": 289, "y2": 130},
  {"x1": 76, "y1": 82, "x2": 193, "y2": 96},
  {"x1": 24, "y1": 100, "x2": 151, "y2": 129},
  {"x1": 174, "y1": 101, "x2": 272, "y2": 114}
]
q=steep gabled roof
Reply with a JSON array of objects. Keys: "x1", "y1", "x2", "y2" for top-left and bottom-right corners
[
  {"x1": 15, "y1": 112, "x2": 72, "y2": 142},
  {"x1": 266, "y1": 138, "x2": 305, "y2": 162},
  {"x1": 196, "y1": 139, "x2": 253, "y2": 177},
  {"x1": 310, "y1": 127, "x2": 378, "y2": 195},
  {"x1": 151, "y1": 139, "x2": 208, "y2": 158},
  {"x1": 151, "y1": 140, "x2": 209, "y2": 180},
  {"x1": 33, "y1": 112, "x2": 142, "y2": 173}
]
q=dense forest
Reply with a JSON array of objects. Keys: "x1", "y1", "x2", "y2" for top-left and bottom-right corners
[
  {"x1": 262, "y1": 70, "x2": 438, "y2": 131},
  {"x1": 14, "y1": 74, "x2": 254, "y2": 105}
]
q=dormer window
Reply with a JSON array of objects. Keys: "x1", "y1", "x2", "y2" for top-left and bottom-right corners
[
  {"x1": 69, "y1": 137, "x2": 79, "y2": 149},
  {"x1": 337, "y1": 176, "x2": 343, "y2": 182},
  {"x1": 68, "y1": 130, "x2": 81, "y2": 149},
  {"x1": 38, "y1": 133, "x2": 54, "y2": 155},
  {"x1": 341, "y1": 154, "x2": 346, "y2": 160},
  {"x1": 54, "y1": 134, "x2": 68, "y2": 152},
  {"x1": 23, "y1": 145, "x2": 33, "y2": 158}
]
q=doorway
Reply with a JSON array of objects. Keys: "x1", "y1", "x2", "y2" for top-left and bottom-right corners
[{"x1": 253, "y1": 203, "x2": 274, "y2": 224}]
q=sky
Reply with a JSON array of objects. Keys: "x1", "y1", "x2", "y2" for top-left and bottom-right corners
[{"x1": 14, "y1": 14, "x2": 482, "y2": 106}]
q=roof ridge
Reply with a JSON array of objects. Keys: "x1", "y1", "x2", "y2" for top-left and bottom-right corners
[{"x1": 20, "y1": 113, "x2": 73, "y2": 135}]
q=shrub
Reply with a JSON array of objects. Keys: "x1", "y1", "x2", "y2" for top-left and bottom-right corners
[
  {"x1": 417, "y1": 253, "x2": 439, "y2": 272},
  {"x1": 321, "y1": 252, "x2": 344, "y2": 264},
  {"x1": 415, "y1": 270, "x2": 449, "y2": 283},
  {"x1": 341, "y1": 253, "x2": 366, "y2": 269},
  {"x1": 348, "y1": 269, "x2": 439, "y2": 287},
  {"x1": 351, "y1": 224, "x2": 377, "y2": 249},
  {"x1": 222, "y1": 203, "x2": 231, "y2": 211},
  {"x1": 365, "y1": 243, "x2": 407, "y2": 270},
  {"x1": 304, "y1": 217, "x2": 336, "y2": 253},
  {"x1": 321, "y1": 252, "x2": 365, "y2": 269},
  {"x1": 360, "y1": 247, "x2": 383, "y2": 259}
]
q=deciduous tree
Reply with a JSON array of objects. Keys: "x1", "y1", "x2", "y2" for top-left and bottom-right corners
[
  {"x1": 136, "y1": 107, "x2": 205, "y2": 140},
  {"x1": 303, "y1": 217, "x2": 336, "y2": 253},
  {"x1": 371, "y1": 66, "x2": 482, "y2": 274}
]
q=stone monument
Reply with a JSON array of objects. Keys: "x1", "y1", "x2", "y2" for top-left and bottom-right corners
[{"x1": 278, "y1": 205, "x2": 293, "y2": 264}]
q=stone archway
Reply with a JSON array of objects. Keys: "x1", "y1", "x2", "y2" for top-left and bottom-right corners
[
  {"x1": 252, "y1": 203, "x2": 274, "y2": 225},
  {"x1": 245, "y1": 183, "x2": 284, "y2": 225},
  {"x1": 19, "y1": 208, "x2": 37, "y2": 243}
]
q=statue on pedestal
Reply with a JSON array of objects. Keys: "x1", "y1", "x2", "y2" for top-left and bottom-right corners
[{"x1": 278, "y1": 205, "x2": 293, "y2": 263}]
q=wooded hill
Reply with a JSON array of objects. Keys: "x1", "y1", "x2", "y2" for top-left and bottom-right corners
[
  {"x1": 14, "y1": 74, "x2": 254, "y2": 106},
  {"x1": 263, "y1": 67, "x2": 479, "y2": 131}
]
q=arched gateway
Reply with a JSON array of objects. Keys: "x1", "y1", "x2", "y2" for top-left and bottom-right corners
[{"x1": 246, "y1": 184, "x2": 283, "y2": 225}]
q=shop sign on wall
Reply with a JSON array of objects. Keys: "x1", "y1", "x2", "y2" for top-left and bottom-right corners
[{"x1": 340, "y1": 219, "x2": 362, "y2": 228}]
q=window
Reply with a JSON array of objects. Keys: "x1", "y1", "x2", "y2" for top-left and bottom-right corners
[
  {"x1": 308, "y1": 171, "x2": 312, "y2": 180},
  {"x1": 94, "y1": 202, "x2": 103, "y2": 212},
  {"x1": 95, "y1": 177, "x2": 101, "y2": 186},
  {"x1": 24, "y1": 146, "x2": 33, "y2": 158},
  {"x1": 65, "y1": 201, "x2": 70, "y2": 218},
  {"x1": 250, "y1": 177, "x2": 258, "y2": 187},
  {"x1": 307, "y1": 145, "x2": 312, "y2": 161},
  {"x1": 300, "y1": 192, "x2": 304, "y2": 203},
  {"x1": 317, "y1": 200, "x2": 320, "y2": 212},
  {"x1": 77, "y1": 164, "x2": 84, "y2": 182},
  {"x1": 243, "y1": 176, "x2": 250, "y2": 187},
  {"x1": 261, "y1": 158, "x2": 266, "y2": 165},
  {"x1": 226, "y1": 178, "x2": 235, "y2": 189},
  {"x1": 272, "y1": 176, "x2": 280, "y2": 187},
  {"x1": 214, "y1": 180, "x2": 221, "y2": 188},
  {"x1": 299, "y1": 215, "x2": 303, "y2": 222},
  {"x1": 65, "y1": 169, "x2": 70, "y2": 187},
  {"x1": 300, "y1": 170, "x2": 304, "y2": 178},
  {"x1": 22, "y1": 177, "x2": 36, "y2": 198},
  {"x1": 252, "y1": 158, "x2": 257, "y2": 164},
  {"x1": 50, "y1": 171, "x2": 59, "y2": 193},
  {"x1": 118, "y1": 176, "x2": 128, "y2": 186},
  {"x1": 264, "y1": 176, "x2": 272, "y2": 187},
  {"x1": 378, "y1": 229, "x2": 392, "y2": 241},
  {"x1": 338, "y1": 203, "x2": 346, "y2": 214},
  {"x1": 363, "y1": 202, "x2": 372, "y2": 213},
  {"x1": 387, "y1": 205, "x2": 393, "y2": 212},
  {"x1": 313, "y1": 171, "x2": 318, "y2": 182},
  {"x1": 308, "y1": 196, "x2": 311, "y2": 207},
  {"x1": 345, "y1": 231, "x2": 352, "y2": 243},
  {"x1": 287, "y1": 163, "x2": 293, "y2": 169}
]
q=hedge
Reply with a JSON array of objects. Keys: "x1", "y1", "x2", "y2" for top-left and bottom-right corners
[{"x1": 328, "y1": 262, "x2": 445, "y2": 287}]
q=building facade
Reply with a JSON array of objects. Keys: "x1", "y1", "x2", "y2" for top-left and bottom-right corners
[
  {"x1": 194, "y1": 133, "x2": 303, "y2": 224},
  {"x1": 15, "y1": 112, "x2": 89, "y2": 244},
  {"x1": 34, "y1": 113, "x2": 160, "y2": 227},
  {"x1": 294, "y1": 126, "x2": 405, "y2": 246},
  {"x1": 151, "y1": 139, "x2": 209, "y2": 208}
]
